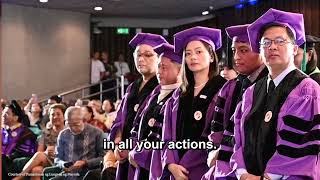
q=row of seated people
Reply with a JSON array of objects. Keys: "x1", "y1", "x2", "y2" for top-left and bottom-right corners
[{"x1": 1, "y1": 96, "x2": 121, "y2": 180}]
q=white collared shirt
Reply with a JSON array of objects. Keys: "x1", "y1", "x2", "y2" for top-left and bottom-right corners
[
  {"x1": 157, "y1": 82, "x2": 181, "y2": 103},
  {"x1": 247, "y1": 64, "x2": 266, "y2": 83},
  {"x1": 267, "y1": 64, "x2": 298, "y2": 92}
]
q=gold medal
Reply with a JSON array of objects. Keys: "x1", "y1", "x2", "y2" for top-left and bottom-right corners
[
  {"x1": 194, "y1": 111, "x2": 203, "y2": 121},
  {"x1": 264, "y1": 111, "x2": 272, "y2": 122},
  {"x1": 134, "y1": 104, "x2": 139, "y2": 112},
  {"x1": 148, "y1": 118, "x2": 156, "y2": 127}
]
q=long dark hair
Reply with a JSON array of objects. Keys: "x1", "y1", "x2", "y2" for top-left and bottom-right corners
[
  {"x1": 84, "y1": 105, "x2": 94, "y2": 119},
  {"x1": 181, "y1": 40, "x2": 219, "y2": 95},
  {"x1": 307, "y1": 47, "x2": 318, "y2": 73},
  {"x1": 103, "y1": 99, "x2": 115, "y2": 113}
]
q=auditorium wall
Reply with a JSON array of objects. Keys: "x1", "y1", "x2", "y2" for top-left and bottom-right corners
[{"x1": 1, "y1": 4, "x2": 90, "y2": 100}]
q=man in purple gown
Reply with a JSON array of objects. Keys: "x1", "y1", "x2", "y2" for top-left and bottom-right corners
[
  {"x1": 231, "y1": 8, "x2": 320, "y2": 180},
  {"x1": 202, "y1": 23, "x2": 268, "y2": 180}
]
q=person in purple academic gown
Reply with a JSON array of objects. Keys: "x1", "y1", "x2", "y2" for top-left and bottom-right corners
[
  {"x1": 108, "y1": 33, "x2": 167, "y2": 180},
  {"x1": 202, "y1": 24, "x2": 268, "y2": 180},
  {"x1": 230, "y1": 8, "x2": 320, "y2": 179},
  {"x1": 159, "y1": 26, "x2": 226, "y2": 180},
  {"x1": 2, "y1": 100, "x2": 37, "y2": 180},
  {"x1": 128, "y1": 43, "x2": 182, "y2": 180}
]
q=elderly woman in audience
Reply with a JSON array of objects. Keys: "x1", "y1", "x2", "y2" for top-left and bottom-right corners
[
  {"x1": 2, "y1": 100, "x2": 37, "y2": 180},
  {"x1": 14, "y1": 104, "x2": 66, "y2": 180}
]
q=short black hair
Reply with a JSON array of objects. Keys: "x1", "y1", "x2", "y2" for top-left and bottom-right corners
[
  {"x1": 258, "y1": 23, "x2": 296, "y2": 44},
  {"x1": 49, "y1": 95, "x2": 62, "y2": 103}
]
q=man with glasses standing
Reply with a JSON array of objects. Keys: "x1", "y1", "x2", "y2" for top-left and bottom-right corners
[{"x1": 230, "y1": 8, "x2": 320, "y2": 180}]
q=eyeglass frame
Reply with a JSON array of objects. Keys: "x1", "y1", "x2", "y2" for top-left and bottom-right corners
[
  {"x1": 259, "y1": 37, "x2": 295, "y2": 48},
  {"x1": 133, "y1": 52, "x2": 158, "y2": 59}
]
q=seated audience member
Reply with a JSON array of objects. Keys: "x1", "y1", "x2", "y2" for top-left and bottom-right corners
[
  {"x1": 42, "y1": 95, "x2": 63, "y2": 126},
  {"x1": 2, "y1": 100, "x2": 37, "y2": 180},
  {"x1": 101, "y1": 99, "x2": 117, "y2": 132},
  {"x1": 24, "y1": 96, "x2": 45, "y2": 138},
  {"x1": 88, "y1": 99, "x2": 105, "y2": 123},
  {"x1": 14, "y1": 104, "x2": 66, "y2": 180},
  {"x1": 81, "y1": 105, "x2": 107, "y2": 132},
  {"x1": 113, "y1": 99, "x2": 122, "y2": 111},
  {"x1": 17, "y1": 99, "x2": 29, "y2": 111},
  {"x1": 102, "y1": 99, "x2": 115, "y2": 114},
  {"x1": 43, "y1": 106, "x2": 105, "y2": 180}
]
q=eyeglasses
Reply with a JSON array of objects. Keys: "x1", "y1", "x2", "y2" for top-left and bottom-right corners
[{"x1": 260, "y1": 37, "x2": 293, "y2": 48}]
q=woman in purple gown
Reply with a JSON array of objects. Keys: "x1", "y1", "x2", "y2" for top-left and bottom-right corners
[{"x1": 159, "y1": 26, "x2": 226, "y2": 180}]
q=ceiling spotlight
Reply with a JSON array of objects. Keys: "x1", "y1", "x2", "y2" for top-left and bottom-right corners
[
  {"x1": 202, "y1": 11, "x2": 209, "y2": 16},
  {"x1": 94, "y1": 6, "x2": 103, "y2": 11},
  {"x1": 39, "y1": 0, "x2": 48, "y2": 3}
]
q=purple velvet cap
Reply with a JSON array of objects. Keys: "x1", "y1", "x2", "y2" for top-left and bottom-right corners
[
  {"x1": 248, "y1": 8, "x2": 305, "y2": 53},
  {"x1": 129, "y1": 33, "x2": 168, "y2": 49},
  {"x1": 174, "y1": 26, "x2": 222, "y2": 54},
  {"x1": 226, "y1": 24, "x2": 250, "y2": 43},
  {"x1": 154, "y1": 43, "x2": 182, "y2": 64}
]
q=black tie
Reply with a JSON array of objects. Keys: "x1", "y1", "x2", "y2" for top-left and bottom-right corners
[
  {"x1": 268, "y1": 80, "x2": 275, "y2": 94},
  {"x1": 239, "y1": 77, "x2": 251, "y2": 97}
]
